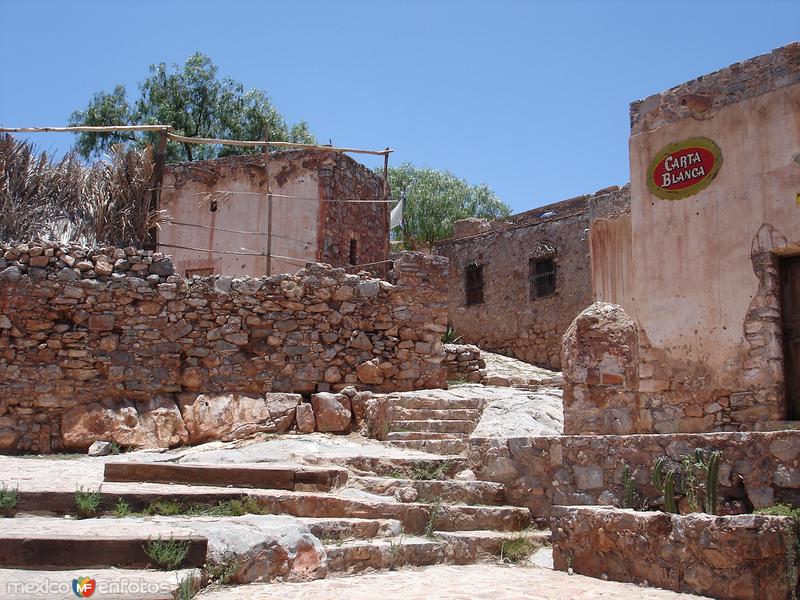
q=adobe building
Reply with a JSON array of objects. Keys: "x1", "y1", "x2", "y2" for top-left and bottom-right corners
[
  {"x1": 433, "y1": 186, "x2": 629, "y2": 370},
  {"x1": 564, "y1": 42, "x2": 800, "y2": 434},
  {"x1": 158, "y1": 149, "x2": 389, "y2": 277}
]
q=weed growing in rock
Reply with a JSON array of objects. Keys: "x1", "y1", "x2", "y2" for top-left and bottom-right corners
[
  {"x1": 441, "y1": 323, "x2": 462, "y2": 343},
  {"x1": 425, "y1": 500, "x2": 442, "y2": 539},
  {"x1": 144, "y1": 500, "x2": 185, "y2": 516},
  {"x1": 113, "y1": 497, "x2": 132, "y2": 517},
  {"x1": 144, "y1": 537, "x2": 192, "y2": 570},
  {"x1": 0, "y1": 483, "x2": 19, "y2": 512},
  {"x1": 176, "y1": 576, "x2": 197, "y2": 600},
  {"x1": 74, "y1": 487, "x2": 101, "y2": 517},
  {"x1": 500, "y1": 537, "x2": 536, "y2": 563},
  {"x1": 409, "y1": 460, "x2": 451, "y2": 481},
  {"x1": 207, "y1": 552, "x2": 241, "y2": 584}
]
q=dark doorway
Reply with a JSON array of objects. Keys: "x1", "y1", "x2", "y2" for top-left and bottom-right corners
[{"x1": 780, "y1": 255, "x2": 800, "y2": 420}]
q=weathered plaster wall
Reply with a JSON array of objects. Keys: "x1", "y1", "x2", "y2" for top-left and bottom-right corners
[
  {"x1": 586, "y1": 43, "x2": 800, "y2": 430},
  {"x1": 0, "y1": 242, "x2": 447, "y2": 453},
  {"x1": 433, "y1": 187, "x2": 630, "y2": 370},
  {"x1": 159, "y1": 150, "x2": 388, "y2": 278},
  {"x1": 469, "y1": 430, "x2": 800, "y2": 518},
  {"x1": 551, "y1": 506, "x2": 798, "y2": 600}
]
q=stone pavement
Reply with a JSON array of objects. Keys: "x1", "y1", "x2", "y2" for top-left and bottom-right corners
[
  {"x1": 480, "y1": 350, "x2": 563, "y2": 387},
  {"x1": 197, "y1": 564, "x2": 709, "y2": 599}
]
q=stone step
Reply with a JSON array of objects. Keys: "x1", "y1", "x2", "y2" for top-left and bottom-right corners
[
  {"x1": 0, "y1": 519, "x2": 207, "y2": 569},
  {"x1": 300, "y1": 517, "x2": 402, "y2": 541},
  {"x1": 104, "y1": 461, "x2": 347, "y2": 492},
  {"x1": 348, "y1": 476, "x2": 505, "y2": 505},
  {"x1": 389, "y1": 419, "x2": 476, "y2": 434},
  {"x1": 11, "y1": 486, "x2": 528, "y2": 533},
  {"x1": 386, "y1": 407, "x2": 482, "y2": 421},
  {"x1": 0, "y1": 567, "x2": 202, "y2": 599},
  {"x1": 385, "y1": 431, "x2": 467, "y2": 441},
  {"x1": 324, "y1": 536, "x2": 451, "y2": 573},
  {"x1": 338, "y1": 454, "x2": 468, "y2": 477},
  {"x1": 387, "y1": 439, "x2": 469, "y2": 455},
  {"x1": 388, "y1": 396, "x2": 483, "y2": 411},
  {"x1": 434, "y1": 529, "x2": 551, "y2": 559}
]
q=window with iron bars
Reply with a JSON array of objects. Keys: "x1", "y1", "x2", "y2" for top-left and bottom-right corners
[
  {"x1": 530, "y1": 257, "x2": 556, "y2": 298},
  {"x1": 465, "y1": 262, "x2": 484, "y2": 305}
]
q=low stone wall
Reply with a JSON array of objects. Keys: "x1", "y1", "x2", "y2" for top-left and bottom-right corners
[
  {"x1": 468, "y1": 430, "x2": 800, "y2": 518},
  {"x1": 551, "y1": 506, "x2": 798, "y2": 600},
  {"x1": 442, "y1": 343, "x2": 484, "y2": 382},
  {"x1": 0, "y1": 242, "x2": 448, "y2": 453}
]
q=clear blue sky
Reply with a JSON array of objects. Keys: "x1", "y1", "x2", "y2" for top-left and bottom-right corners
[{"x1": 0, "y1": 0, "x2": 797, "y2": 214}]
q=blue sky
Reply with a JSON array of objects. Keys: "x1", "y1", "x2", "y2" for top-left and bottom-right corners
[{"x1": 0, "y1": 0, "x2": 797, "y2": 214}]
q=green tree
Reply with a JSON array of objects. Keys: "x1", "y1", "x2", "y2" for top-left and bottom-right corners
[
  {"x1": 69, "y1": 53, "x2": 315, "y2": 162},
  {"x1": 386, "y1": 163, "x2": 510, "y2": 247}
]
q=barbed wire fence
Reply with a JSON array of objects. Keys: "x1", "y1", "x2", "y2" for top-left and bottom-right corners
[{"x1": 0, "y1": 125, "x2": 396, "y2": 275}]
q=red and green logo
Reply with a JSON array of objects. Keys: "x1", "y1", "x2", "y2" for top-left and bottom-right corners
[
  {"x1": 647, "y1": 137, "x2": 722, "y2": 200},
  {"x1": 72, "y1": 576, "x2": 96, "y2": 597}
]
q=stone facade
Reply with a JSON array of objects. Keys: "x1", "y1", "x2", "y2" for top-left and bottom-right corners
[
  {"x1": 159, "y1": 149, "x2": 389, "y2": 278},
  {"x1": 433, "y1": 186, "x2": 630, "y2": 371},
  {"x1": 442, "y1": 343, "x2": 484, "y2": 383},
  {"x1": 0, "y1": 242, "x2": 447, "y2": 452},
  {"x1": 583, "y1": 43, "x2": 800, "y2": 433},
  {"x1": 468, "y1": 430, "x2": 800, "y2": 518},
  {"x1": 551, "y1": 506, "x2": 798, "y2": 600}
]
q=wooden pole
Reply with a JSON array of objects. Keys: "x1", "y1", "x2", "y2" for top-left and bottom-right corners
[
  {"x1": 167, "y1": 131, "x2": 392, "y2": 156},
  {"x1": 148, "y1": 130, "x2": 169, "y2": 250},
  {"x1": 263, "y1": 126, "x2": 273, "y2": 276},
  {"x1": 382, "y1": 149, "x2": 389, "y2": 199},
  {"x1": 0, "y1": 125, "x2": 172, "y2": 134}
]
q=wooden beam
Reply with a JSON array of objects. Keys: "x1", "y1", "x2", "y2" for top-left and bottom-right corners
[
  {"x1": 167, "y1": 132, "x2": 392, "y2": 156},
  {"x1": 0, "y1": 125, "x2": 172, "y2": 134}
]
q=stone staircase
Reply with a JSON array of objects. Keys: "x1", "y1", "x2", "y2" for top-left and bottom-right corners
[
  {"x1": 383, "y1": 393, "x2": 484, "y2": 455},
  {"x1": 0, "y1": 450, "x2": 547, "y2": 597}
]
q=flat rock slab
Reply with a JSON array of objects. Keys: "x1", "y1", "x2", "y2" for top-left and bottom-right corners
[
  {"x1": 197, "y1": 563, "x2": 709, "y2": 599},
  {"x1": 103, "y1": 462, "x2": 347, "y2": 492},
  {"x1": 481, "y1": 351, "x2": 563, "y2": 387},
  {"x1": 0, "y1": 519, "x2": 206, "y2": 569},
  {"x1": 471, "y1": 386, "x2": 564, "y2": 439},
  {"x1": 0, "y1": 567, "x2": 201, "y2": 600}
]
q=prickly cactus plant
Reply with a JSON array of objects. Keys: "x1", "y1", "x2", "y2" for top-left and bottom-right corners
[
  {"x1": 652, "y1": 457, "x2": 678, "y2": 513},
  {"x1": 622, "y1": 464, "x2": 636, "y2": 509}
]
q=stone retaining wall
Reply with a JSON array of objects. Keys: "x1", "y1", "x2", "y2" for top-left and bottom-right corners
[
  {"x1": 442, "y1": 343, "x2": 484, "y2": 382},
  {"x1": 469, "y1": 430, "x2": 800, "y2": 518},
  {"x1": 0, "y1": 242, "x2": 448, "y2": 452},
  {"x1": 551, "y1": 506, "x2": 798, "y2": 600}
]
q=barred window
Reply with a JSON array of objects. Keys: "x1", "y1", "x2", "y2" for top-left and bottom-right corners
[
  {"x1": 530, "y1": 257, "x2": 556, "y2": 298},
  {"x1": 465, "y1": 262, "x2": 484, "y2": 305}
]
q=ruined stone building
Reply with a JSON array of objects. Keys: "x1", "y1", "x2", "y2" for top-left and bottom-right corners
[
  {"x1": 158, "y1": 149, "x2": 389, "y2": 277},
  {"x1": 564, "y1": 42, "x2": 800, "y2": 434},
  {"x1": 433, "y1": 186, "x2": 630, "y2": 370}
]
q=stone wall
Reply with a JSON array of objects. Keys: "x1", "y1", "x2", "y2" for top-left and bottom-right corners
[
  {"x1": 551, "y1": 506, "x2": 798, "y2": 600},
  {"x1": 442, "y1": 343, "x2": 484, "y2": 382},
  {"x1": 468, "y1": 430, "x2": 800, "y2": 519},
  {"x1": 0, "y1": 242, "x2": 447, "y2": 452},
  {"x1": 433, "y1": 186, "x2": 630, "y2": 370}
]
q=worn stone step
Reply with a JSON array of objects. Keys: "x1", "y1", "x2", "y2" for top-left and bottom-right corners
[
  {"x1": 11, "y1": 485, "x2": 527, "y2": 533},
  {"x1": 0, "y1": 519, "x2": 207, "y2": 569},
  {"x1": 324, "y1": 536, "x2": 451, "y2": 573},
  {"x1": 434, "y1": 529, "x2": 551, "y2": 559},
  {"x1": 389, "y1": 419, "x2": 476, "y2": 434},
  {"x1": 387, "y1": 407, "x2": 482, "y2": 421},
  {"x1": 387, "y1": 439, "x2": 469, "y2": 455},
  {"x1": 385, "y1": 431, "x2": 467, "y2": 441},
  {"x1": 104, "y1": 461, "x2": 347, "y2": 492},
  {"x1": 389, "y1": 396, "x2": 483, "y2": 411},
  {"x1": 348, "y1": 476, "x2": 505, "y2": 505},
  {"x1": 0, "y1": 567, "x2": 202, "y2": 599},
  {"x1": 300, "y1": 517, "x2": 402, "y2": 541}
]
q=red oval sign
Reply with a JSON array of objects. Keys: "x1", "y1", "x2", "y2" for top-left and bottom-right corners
[{"x1": 647, "y1": 137, "x2": 722, "y2": 200}]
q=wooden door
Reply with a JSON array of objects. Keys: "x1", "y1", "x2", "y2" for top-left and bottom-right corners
[{"x1": 780, "y1": 255, "x2": 800, "y2": 420}]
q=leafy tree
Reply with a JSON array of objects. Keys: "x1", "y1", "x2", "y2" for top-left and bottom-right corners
[
  {"x1": 69, "y1": 53, "x2": 315, "y2": 162},
  {"x1": 385, "y1": 163, "x2": 510, "y2": 247}
]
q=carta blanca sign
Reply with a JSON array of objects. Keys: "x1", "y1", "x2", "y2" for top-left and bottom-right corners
[{"x1": 646, "y1": 137, "x2": 722, "y2": 200}]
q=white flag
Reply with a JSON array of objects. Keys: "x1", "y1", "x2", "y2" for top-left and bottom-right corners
[{"x1": 390, "y1": 198, "x2": 404, "y2": 229}]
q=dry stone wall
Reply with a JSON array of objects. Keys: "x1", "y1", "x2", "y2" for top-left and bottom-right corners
[
  {"x1": 468, "y1": 430, "x2": 800, "y2": 518},
  {"x1": 0, "y1": 242, "x2": 447, "y2": 452},
  {"x1": 442, "y1": 343, "x2": 485, "y2": 382},
  {"x1": 551, "y1": 506, "x2": 798, "y2": 600}
]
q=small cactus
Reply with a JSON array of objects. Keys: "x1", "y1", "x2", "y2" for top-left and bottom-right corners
[
  {"x1": 621, "y1": 464, "x2": 636, "y2": 509},
  {"x1": 704, "y1": 450, "x2": 721, "y2": 515},
  {"x1": 652, "y1": 457, "x2": 678, "y2": 513}
]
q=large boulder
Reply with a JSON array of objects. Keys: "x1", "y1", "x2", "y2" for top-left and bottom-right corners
[
  {"x1": 470, "y1": 387, "x2": 564, "y2": 439},
  {"x1": 310, "y1": 392, "x2": 352, "y2": 433},
  {"x1": 61, "y1": 399, "x2": 140, "y2": 450},
  {"x1": 178, "y1": 393, "x2": 301, "y2": 444}
]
